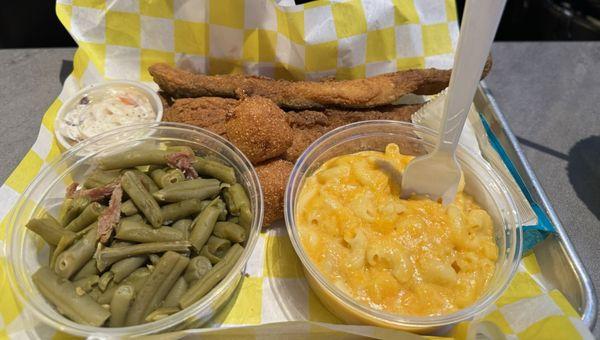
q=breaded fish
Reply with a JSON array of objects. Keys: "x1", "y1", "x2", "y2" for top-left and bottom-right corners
[
  {"x1": 149, "y1": 62, "x2": 491, "y2": 110},
  {"x1": 255, "y1": 159, "x2": 294, "y2": 226}
]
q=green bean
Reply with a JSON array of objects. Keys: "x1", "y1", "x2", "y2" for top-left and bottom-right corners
[
  {"x1": 99, "y1": 148, "x2": 179, "y2": 170},
  {"x1": 172, "y1": 219, "x2": 192, "y2": 239},
  {"x1": 224, "y1": 183, "x2": 250, "y2": 216},
  {"x1": 163, "y1": 277, "x2": 188, "y2": 307},
  {"x1": 183, "y1": 256, "x2": 212, "y2": 283},
  {"x1": 50, "y1": 233, "x2": 76, "y2": 268},
  {"x1": 150, "y1": 169, "x2": 169, "y2": 189},
  {"x1": 26, "y1": 214, "x2": 73, "y2": 246},
  {"x1": 73, "y1": 275, "x2": 99, "y2": 294},
  {"x1": 96, "y1": 241, "x2": 191, "y2": 271},
  {"x1": 98, "y1": 267, "x2": 150, "y2": 304},
  {"x1": 120, "y1": 200, "x2": 138, "y2": 216},
  {"x1": 165, "y1": 169, "x2": 185, "y2": 187},
  {"x1": 59, "y1": 197, "x2": 90, "y2": 227},
  {"x1": 157, "y1": 178, "x2": 220, "y2": 192},
  {"x1": 148, "y1": 254, "x2": 161, "y2": 265},
  {"x1": 227, "y1": 216, "x2": 240, "y2": 224},
  {"x1": 189, "y1": 205, "x2": 221, "y2": 252},
  {"x1": 55, "y1": 227, "x2": 97, "y2": 279},
  {"x1": 122, "y1": 171, "x2": 163, "y2": 228},
  {"x1": 121, "y1": 214, "x2": 144, "y2": 223},
  {"x1": 179, "y1": 244, "x2": 244, "y2": 308},
  {"x1": 193, "y1": 157, "x2": 236, "y2": 184},
  {"x1": 200, "y1": 246, "x2": 222, "y2": 264},
  {"x1": 88, "y1": 287, "x2": 102, "y2": 302},
  {"x1": 131, "y1": 169, "x2": 160, "y2": 193},
  {"x1": 83, "y1": 169, "x2": 121, "y2": 188},
  {"x1": 109, "y1": 284, "x2": 135, "y2": 327},
  {"x1": 72, "y1": 259, "x2": 99, "y2": 281},
  {"x1": 98, "y1": 271, "x2": 114, "y2": 291},
  {"x1": 111, "y1": 256, "x2": 147, "y2": 283},
  {"x1": 153, "y1": 185, "x2": 221, "y2": 203},
  {"x1": 214, "y1": 222, "x2": 247, "y2": 243},
  {"x1": 161, "y1": 199, "x2": 204, "y2": 222},
  {"x1": 125, "y1": 251, "x2": 189, "y2": 326},
  {"x1": 116, "y1": 220, "x2": 184, "y2": 243},
  {"x1": 145, "y1": 307, "x2": 180, "y2": 322},
  {"x1": 32, "y1": 266, "x2": 111, "y2": 327},
  {"x1": 206, "y1": 236, "x2": 231, "y2": 258},
  {"x1": 65, "y1": 202, "x2": 104, "y2": 232}
]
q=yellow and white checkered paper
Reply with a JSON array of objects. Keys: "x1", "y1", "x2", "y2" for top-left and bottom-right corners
[{"x1": 0, "y1": 0, "x2": 593, "y2": 338}]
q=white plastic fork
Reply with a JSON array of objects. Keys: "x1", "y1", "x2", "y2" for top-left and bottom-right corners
[{"x1": 400, "y1": 0, "x2": 507, "y2": 205}]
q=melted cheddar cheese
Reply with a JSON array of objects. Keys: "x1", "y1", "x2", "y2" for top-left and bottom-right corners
[{"x1": 296, "y1": 144, "x2": 498, "y2": 316}]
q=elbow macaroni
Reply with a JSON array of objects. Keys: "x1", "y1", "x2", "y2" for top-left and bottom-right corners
[{"x1": 296, "y1": 143, "x2": 498, "y2": 316}]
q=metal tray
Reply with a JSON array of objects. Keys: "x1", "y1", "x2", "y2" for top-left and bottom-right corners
[{"x1": 475, "y1": 82, "x2": 597, "y2": 329}]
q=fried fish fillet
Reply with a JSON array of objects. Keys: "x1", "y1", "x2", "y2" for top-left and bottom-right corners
[
  {"x1": 149, "y1": 62, "x2": 491, "y2": 110},
  {"x1": 255, "y1": 159, "x2": 294, "y2": 226}
]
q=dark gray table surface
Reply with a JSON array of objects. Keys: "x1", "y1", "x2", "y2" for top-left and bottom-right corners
[{"x1": 0, "y1": 43, "x2": 598, "y2": 335}]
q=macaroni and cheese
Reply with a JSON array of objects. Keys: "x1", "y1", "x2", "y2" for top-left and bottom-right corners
[{"x1": 296, "y1": 143, "x2": 498, "y2": 316}]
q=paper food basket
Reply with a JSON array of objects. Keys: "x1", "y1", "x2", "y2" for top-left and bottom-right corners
[{"x1": 0, "y1": 0, "x2": 593, "y2": 339}]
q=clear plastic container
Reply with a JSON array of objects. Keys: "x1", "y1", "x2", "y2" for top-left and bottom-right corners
[
  {"x1": 284, "y1": 120, "x2": 522, "y2": 332},
  {"x1": 5, "y1": 122, "x2": 263, "y2": 337}
]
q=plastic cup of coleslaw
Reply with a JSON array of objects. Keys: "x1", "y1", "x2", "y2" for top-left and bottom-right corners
[
  {"x1": 5, "y1": 122, "x2": 263, "y2": 338},
  {"x1": 284, "y1": 120, "x2": 522, "y2": 333},
  {"x1": 54, "y1": 80, "x2": 164, "y2": 150}
]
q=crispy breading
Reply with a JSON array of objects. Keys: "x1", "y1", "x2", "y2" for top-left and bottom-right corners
[
  {"x1": 149, "y1": 62, "x2": 491, "y2": 110},
  {"x1": 281, "y1": 104, "x2": 422, "y2": 161},
  {"x1": 255, "y1": 159, "x2": 294, "y2": 226},
  {"x1": 225, "y1": 96, "x2": 293, "y2": 164},
  {"x1": 164, "y1": 97, "x2": 237, "y2": 136}
]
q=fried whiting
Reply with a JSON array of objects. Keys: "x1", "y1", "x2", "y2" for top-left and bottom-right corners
[
  {"x1": 255, "y1": 159, "x2": 294, "y2": 226},
  {"x1": 149, "y1": 61, "x2": 491, "y2": 110},
  {"x1": 225, "y1": 97, "x2": 293, "y2": 164}
]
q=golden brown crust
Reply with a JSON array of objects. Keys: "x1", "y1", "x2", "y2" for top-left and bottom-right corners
[
  {"x1": 150, "y1": 63, "x2": 460, "y2": 109},
  {"x1": 255, "y1": 159, "x2": 294, "y2": 226},
  {"x1": 164, "y1": 97, "x2": 237, "y2": 136},
  {"x1": 225, "y1": 97, "x2": 293, "y2": 164}
]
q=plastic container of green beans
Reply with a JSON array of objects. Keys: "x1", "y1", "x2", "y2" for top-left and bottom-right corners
[{"x1": 6, "y1": 122, "x2": 264, "y2": 337}]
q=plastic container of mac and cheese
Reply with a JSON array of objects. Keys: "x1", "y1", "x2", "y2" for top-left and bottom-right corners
[{"x1": 284, "y1": 120, "x2": 522, "y2": 333}]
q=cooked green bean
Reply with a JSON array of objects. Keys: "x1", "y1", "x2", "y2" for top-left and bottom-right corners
[
  {"x1": 200, "y1": 246, "x2": 221, "y2": 264},
  {"x1": 153, "y1": 185, "x2": 221, "y2": 203},
  {"x1": 122, "y1": 171, "x2": 163, "y2": 228},
  {"x1": 131, "y1": 169, "x2": 160, "y2": 193},
  {"x1": 145, "y1": 307, "x2": 180, "y2": 322},
  {"x1": 73, "y1": 275, "x2": 99, "y2": 294},
  {"x1": 26, "y1": 214, "x2": 73, "y2": 246},
  {"x1": 157, "y1": 178, "x2": 220, "y2": 192},
  {"x1": 163, "y1": 277, "x2": 188, "y2": 307},
  {"x1": 172, "y1": 219, "x2": 192, "y2": 239},
  {"x1": 150, "y1": 168, "x2": 169, "y2": 189},
  {"x1": 120, "y1": 200, "x2": 138, "y2": 216},
  {"x1": 214, "y1": 222, "x2": 247, "y2": 243},
  {"x1": 121, "y1": 214, "x2": 144, "y2": 223},
  {"x1": 125, "y1": 251, "x2": 189, "y2": 326},
  {"x1": 98, "y1": 267, "x2": 150, "y2": 304},
  {"x1": 161, "y1": 199, "x2": 204, "y2": 222},
  {"x1": 96, "y1": 241, "x2": 191, "y2": 271},
  {"x1": 227, "y1": 216, "x2": 240, "y2": 224},
  {"x1": 88, "y1": 287, "x2": 102, "y2": 302},
  {"x1": 193, "y1": 157, "x2": 236, "y2": 184},
  {"x1": 72, "y1": 259, "x2": 99, "y2": 281},
  {"x1": 111, "y1": 256, "x2": 147, "y2": 283},
  {"x1": 65, "y1": 202, "x2": 104, "y2": 232},
  {"x1": 83, "y1": 169, "x2": 121, "y2": 188},
  {"x1": 189, "y1": 205, "x2": 221, "y2": 252},
  {"x1": 98, "y1": 271, "x2": 114, "y2": 291},
  {"x1": 165, "y1": 169, "x2": 185, "y2": 186},
  {"x1": 32, "y1": 266, "x2": 111, "y2": 327},
  {"x1": 206, "y1": 236, "x2": 231, "y2": 258},
  {"x1": 183, "y1": 256, "x2": 212, "y2": 283},
  {"x1": 109, "y1": 284, "x2": 135, "y2": 327},
  {"x1": 55, "y1": 227, "x2": 97, "y2": 279},
  {"x1": 59, "y1": 197, "x2": 90, "y2": 226},
  {"x1": 50, "y1": 233, "x2": 76, "y2": 268},
  {"x1": 116, "y1": 220, "x2": 185, "y2": 243},
  {"x1": 99, "y1": 148, "x2": 180, "y2": 170},
  {"x1": 179, "y1": 244, "x2": 244, "y2": 308}
]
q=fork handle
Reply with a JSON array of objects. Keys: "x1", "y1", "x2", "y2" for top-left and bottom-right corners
[{"x1": 437, "y1": 0, "x2": 506, "y2": 154}]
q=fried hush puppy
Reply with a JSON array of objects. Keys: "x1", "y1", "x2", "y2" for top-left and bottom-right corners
[
  {"x1": 255, "y1": 159, "x2": 294, "y2": 226},
  {"x1": 225, "y1": 96, "x2": 293, "y2": 164}
]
